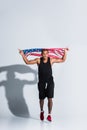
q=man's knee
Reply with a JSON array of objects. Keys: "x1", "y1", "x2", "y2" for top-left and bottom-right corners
[
  {"x1": 40, "y1": 99, "x2": 44, "y2": 102},
  {"x1": 48, "y1": 98, "x2": 52, "y2": 103}
]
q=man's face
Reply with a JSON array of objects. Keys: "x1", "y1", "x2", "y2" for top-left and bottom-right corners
[{"x1": 42, "y1": 51, "x2": 49, "y2": 59}]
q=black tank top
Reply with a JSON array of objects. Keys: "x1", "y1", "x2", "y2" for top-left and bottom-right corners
[{"x1": 38, "y1": 57, "x2": 53, "y2": 82}]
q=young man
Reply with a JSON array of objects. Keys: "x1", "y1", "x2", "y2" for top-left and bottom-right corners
[{"x1": 19, "y1": 48, "x2": 68, "y2": 121}]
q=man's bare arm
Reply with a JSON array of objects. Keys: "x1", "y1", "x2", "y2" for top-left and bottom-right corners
[
  {"x1": 19, "y1": 49, "x2": 39, "y2": 64},
  {"x1": 51, "y1": 49, "x2": 68, "y2": 64}
]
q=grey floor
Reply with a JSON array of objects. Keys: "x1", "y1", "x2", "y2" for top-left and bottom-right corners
[{"x1": 0, "y1": 115, "x2": 87, "y2": 130}]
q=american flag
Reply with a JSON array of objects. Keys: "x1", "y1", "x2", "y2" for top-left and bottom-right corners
[{"x1": 23, "y1": 48, "x2": 66, "y2": 59}]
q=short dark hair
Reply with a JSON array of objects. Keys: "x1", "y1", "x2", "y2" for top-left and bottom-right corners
[{"x1": 41, "y1": 49, "x2": 49, "y2": 54}]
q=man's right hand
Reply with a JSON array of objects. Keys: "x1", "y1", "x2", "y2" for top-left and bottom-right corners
[{"x1": 18, "y1": 49, "x2": 24, "y2": 56}]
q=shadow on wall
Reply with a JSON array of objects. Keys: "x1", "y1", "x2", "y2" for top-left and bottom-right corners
[{"x1": 0, "y1": 64, "x2": 37, "y2": 118}]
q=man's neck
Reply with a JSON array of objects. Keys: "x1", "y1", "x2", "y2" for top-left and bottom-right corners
[{"x1": 43, "y1": 57, "x2": 48, "y2": 63}]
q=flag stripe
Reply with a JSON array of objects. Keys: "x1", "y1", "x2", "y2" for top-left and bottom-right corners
[{"x1": 23, "y1": 48, "x2": 66, "y2": 58}]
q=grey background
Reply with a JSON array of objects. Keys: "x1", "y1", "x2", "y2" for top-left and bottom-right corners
[{"x1": 0, "y1": 0, "x2": 87, "y2": 119}]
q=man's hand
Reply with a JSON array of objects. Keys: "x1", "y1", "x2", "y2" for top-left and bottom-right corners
[
  {"x1": 18, "y1": 49, "x2": 39, "y2": 65},
  {"x1": 64, "y1": 48, "x2": 69, "y2": 51},
  {"x1": 63, "y1": 48, "x2": 69, "y2": 56},
  {"x1": 54, "y1": 48, "x2": 69, "y2": 57},
  {"x1": 18, "y1": 49, "x2": 24, "y2": 56},
  {"x1": 51, "y1": 48, "x2": 69, "y2": 64}
]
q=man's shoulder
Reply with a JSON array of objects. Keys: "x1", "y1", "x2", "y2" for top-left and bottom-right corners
[
  {"x1": 50, "y1": 57, "x2": 53, "y2": 61},
  {"x1": 50, "y1": 58, "x2": 55, "y2": 65},
  {"x1": 35, "y1": 58, "x2": 40, "y2": 64}
]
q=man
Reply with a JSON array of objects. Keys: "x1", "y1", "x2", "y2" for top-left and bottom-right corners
[{"x1": 19, "y1": 48, "x2": 68, "y2": 121}]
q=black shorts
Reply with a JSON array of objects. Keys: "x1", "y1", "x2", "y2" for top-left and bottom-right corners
[{"x1": 38, "y1": 81, "x2": 54, "y2": 99}]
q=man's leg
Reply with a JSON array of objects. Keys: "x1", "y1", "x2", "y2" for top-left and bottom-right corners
[
  {"x1": 47, "y1": 98, "x2": 53, "y2": 121},
  {"x1": 48, "y1": 98, "x2": 53, "y2": 114},
  {"x1": 39, "y1": 99, "x2": 44, "y2": 111},
  {"x1": 46, "y1": 80, "x2": 54, "y2": 121},
  {"x1": 39, "y1": 99, "x2": 44, "y2": 120}
]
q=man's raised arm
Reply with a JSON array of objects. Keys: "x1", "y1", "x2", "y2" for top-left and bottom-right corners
[
  {"x1": 51, "y1": 48, "x2": 69, "y2": 64},
  {"x1": 19, "y1": 49, "x2": 39, "y2": 65}
]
